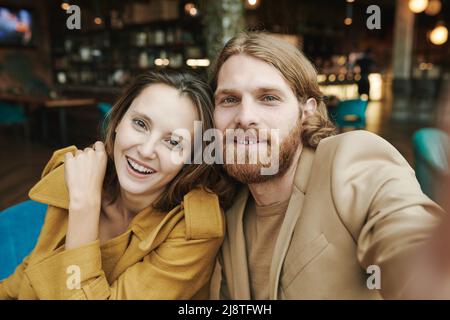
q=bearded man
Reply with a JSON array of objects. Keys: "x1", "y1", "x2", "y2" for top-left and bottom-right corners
[{"x1": 210, "y1": 32, "x2": 446, "y2": 300}]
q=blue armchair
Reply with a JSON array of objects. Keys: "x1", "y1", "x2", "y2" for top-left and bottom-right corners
[
  {"x1": 413, "y1": 128, "x2": 450, "y2": 201},
  {"x1": 0, "y1": 200, "x2": 47, "y2": 280},
  {"x1": 96, "y1": 102, "x2": 112, "y2": 136},
  {"x1": 335, "y1": 99, "x2": 369, "y2": 130}
]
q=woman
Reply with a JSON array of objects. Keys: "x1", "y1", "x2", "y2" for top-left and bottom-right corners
[{"x1": 0, "y1": 70, "x2": 235, "y2": 299}]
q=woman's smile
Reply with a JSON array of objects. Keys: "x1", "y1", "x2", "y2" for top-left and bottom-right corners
[{"x1": 125, "y1": 155, "x2": 156, "y2": 179}]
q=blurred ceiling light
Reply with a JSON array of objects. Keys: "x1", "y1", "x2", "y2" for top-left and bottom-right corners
[
  {"x1": 61, "y1": 2, "x2": 70, "y2": 10},
  {"x1": 425, "y1": 0, "x2": 441, "y2": 16},
  {"x1": 186, "y1": 59, "x2": 210, "y2": 67},
  {"x1": 408, "y1": 0, "x2": 429, "y2": 13},
  {"x1": 328, "y1": 74, "x2": 336, "y2": 82},
  {"x1": 94, "y1": 17, "x2": 102, "y2": 25},
  {"x1": 184, "y1": 3, "x2": 195, "y2": 13},
  {"x1": 344, "y1": 17, "x2": 353, "y2": 25},
  {"x1": 189, "y1": 7, "x2": 198, "y2": 16},
  {"x1": 245, "y1": 0, "x2": 261, "y2": 9},
  {"x1": 346, "y1": 0, "x2": 355, "y2": 2},
  {"x1": 155, "y1": 58, "x2": 170, "y2": 66},
  {"x1": 429, "y1": 22, "x2": 448, "y2": 45},
  {"x1": 317, "y1": 74, "x2": 327, "y2": 82}
]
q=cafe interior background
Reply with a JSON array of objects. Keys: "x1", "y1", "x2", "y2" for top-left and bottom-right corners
[{"x1": 0, "y1": 0, "x2": 449, "y2": 212}]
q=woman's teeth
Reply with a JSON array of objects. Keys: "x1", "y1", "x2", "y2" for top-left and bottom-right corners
[{"x1": 127, "y1": 157, "x2": 154, "y2": 174}]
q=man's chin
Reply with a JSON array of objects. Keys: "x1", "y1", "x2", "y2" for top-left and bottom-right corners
[{"x1": 224, "y1": 163, "x2": 282, "y2": 184}]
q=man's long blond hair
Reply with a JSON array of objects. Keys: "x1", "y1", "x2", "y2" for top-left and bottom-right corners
[{"x1": 210, "y1": 31, "x2": 336, "y2": 148}]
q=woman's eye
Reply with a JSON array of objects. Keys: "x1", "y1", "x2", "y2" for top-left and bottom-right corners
[
  {"x1": 166, "y1": 138, "x2": 182, "y2": 150},
  {"x1": 132, "y1": 119, "x2": 147, "y2": 129}
]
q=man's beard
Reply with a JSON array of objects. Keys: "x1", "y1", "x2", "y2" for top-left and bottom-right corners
[{"x1": 223, "y1": 120, "x2": 302, "y2": 184}]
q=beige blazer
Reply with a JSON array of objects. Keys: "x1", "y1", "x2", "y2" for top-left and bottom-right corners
[{"x1": 211, "y1": 130, "x2": 445, "y2": 300}]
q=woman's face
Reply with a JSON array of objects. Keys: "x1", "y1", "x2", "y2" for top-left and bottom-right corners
[{"x1": 113, "y1": 83, "x2": 199, "y2": 198}]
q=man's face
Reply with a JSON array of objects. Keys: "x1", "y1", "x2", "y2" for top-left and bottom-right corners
[{"x1": 213, "y1": 53, "x2": 315, "y2": 183}]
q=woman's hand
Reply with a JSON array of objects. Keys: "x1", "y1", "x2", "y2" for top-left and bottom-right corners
[
  {"x1": 64, "y1": 141, "x2": 107, "y2": 210},
  {"x1": 64, "y1": 141, "x2": 107, "y2": 250}
]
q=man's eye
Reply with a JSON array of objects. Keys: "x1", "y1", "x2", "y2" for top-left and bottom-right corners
[
  {"x1": 262, "y1": 95, "x2": 278, "y2": 102},
  {"x1": 221, "y1": 96, "x2": 238, "y2": 105},
  {"x1": 132, "y1": 119, "x2": 147, "y2": 129}
]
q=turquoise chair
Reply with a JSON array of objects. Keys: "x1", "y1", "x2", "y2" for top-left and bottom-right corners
[
  {"x1": 0, "y1": 102, "x2": 30, "y2": 140},
  {"x1": 335, "y1": 99, "x2": 369, "y2": 129},
  {"x1": 413, "y1": 128, "x2": 450, "y2": 200},
  {"x1": 97, "y1": 102, "x2": 112, "y2": 118},
  {"x1": 0, "y1": 200, "x2": 47, "y2": 280},
  {"x1": 96, "y1": 102, "x2": 112, "y2": 136}
]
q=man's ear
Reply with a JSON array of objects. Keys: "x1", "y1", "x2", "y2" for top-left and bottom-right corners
[{"x1": 302, "y1": 98, "x2": 317, "y2": 118}]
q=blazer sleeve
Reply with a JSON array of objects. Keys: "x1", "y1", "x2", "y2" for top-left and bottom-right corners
[
  {"x1": 23, "y1": 231, "x2": 223, "y2": 300},
  {"x1": 209, "y1": 254, "x2": 231, "y2": 300},
  {"x1": 329, "y1": 131, "x2": 446, "y2": 299}
]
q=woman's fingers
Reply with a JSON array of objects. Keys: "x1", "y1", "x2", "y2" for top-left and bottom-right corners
[
  {"x1": 93, "y1": 141, "x2": 105, "y2": 153},
  {"x1": 65, "y1": 152, "x2": 74, "y2": 160}
]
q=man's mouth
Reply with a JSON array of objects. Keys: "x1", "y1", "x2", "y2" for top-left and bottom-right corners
[
  {"x1": 126, "y1": 156, "x2": 156, "y2": 175},
  {"x1": 233, "y1": 136, "x2": 268, "y2": 145}
]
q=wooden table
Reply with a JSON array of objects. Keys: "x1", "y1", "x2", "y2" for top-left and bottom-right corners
[{"x1": 0, "y1": 93, "x2": 96, "y2": 145}]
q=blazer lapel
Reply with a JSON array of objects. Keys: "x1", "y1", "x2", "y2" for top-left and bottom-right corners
[
  {"x1": 269, "y1": 147, "x2": 315, "y2": 299},
  {"x1": 225, "y1": 186, "x2": 252, "y2": 299}
]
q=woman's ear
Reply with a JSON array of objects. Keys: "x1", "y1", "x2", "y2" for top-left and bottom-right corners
[{"x1": 302, "y1": 98, "x2": 317, "y2": 118}]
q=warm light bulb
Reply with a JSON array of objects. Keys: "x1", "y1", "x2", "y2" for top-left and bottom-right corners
[
  {"x1": 189, "y1": 7, "x2": 198, "y2": 16},
  {"x1": 94, "y1": 17, "x2": 102, "y2": 25},
  {"x1": 429, "y1": 24, "x2": 448, "y2": 45},
  {"x1": 246, "y1": 0, "x2": 261, "y2": 9},
  {"x1": 425, "y1": 0, "x2": 441, "y2": 16},
  {"x1": 61, "y1": 2, "x2": 70, "y2": 10},
  {"x1": 408, "y1": 0, "x2": 429, "y2": 13},
  {"x1": 344, "y1": 18, "x2": 353, "y2": 25}
]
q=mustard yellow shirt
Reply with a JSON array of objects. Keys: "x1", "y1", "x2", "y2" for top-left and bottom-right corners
[{"x1": 0, "y1": 146, "x2": 225, "y2": 300}]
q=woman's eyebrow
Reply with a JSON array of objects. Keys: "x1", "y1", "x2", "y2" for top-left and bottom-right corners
[{"x1": 132, "y1": 111, "x2": 153, "y2": 125}]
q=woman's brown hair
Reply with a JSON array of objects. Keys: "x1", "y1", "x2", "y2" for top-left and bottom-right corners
[
  {"x1": 210, "y1": 31, "x2": 336, "y2": 148},
  {"x1": 102, "y1": 69, "x2": 236, "y2": 211}
]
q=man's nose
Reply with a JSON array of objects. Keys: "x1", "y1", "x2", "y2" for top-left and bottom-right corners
[{"x1": 234, "y1": 97, "x2": 259, "y2": 128}]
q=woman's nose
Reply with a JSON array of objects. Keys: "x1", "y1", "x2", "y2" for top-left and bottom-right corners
[{"x1": 137, "y1": 136, "x2": 157, "y2": 160}]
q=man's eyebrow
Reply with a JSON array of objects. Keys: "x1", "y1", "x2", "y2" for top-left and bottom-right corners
[
  {"x1": 214, "y1": 88, "x2": 238, "y2": 96},
  {"x1": 254, "y1": 87, "x2": 286, "y2": 95}
]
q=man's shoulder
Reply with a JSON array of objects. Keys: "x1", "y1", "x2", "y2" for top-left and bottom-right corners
[{"x1": 318, "y1": 130, "x2": 397, "y2": 156}]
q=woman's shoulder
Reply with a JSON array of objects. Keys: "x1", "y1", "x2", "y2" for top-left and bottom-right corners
[
  {"x1": 182, "y1": 187, "x2": 225, "y2": 240},
  {"x1": 40, "y1": 146, "x2": 78, "y2": 178}
]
